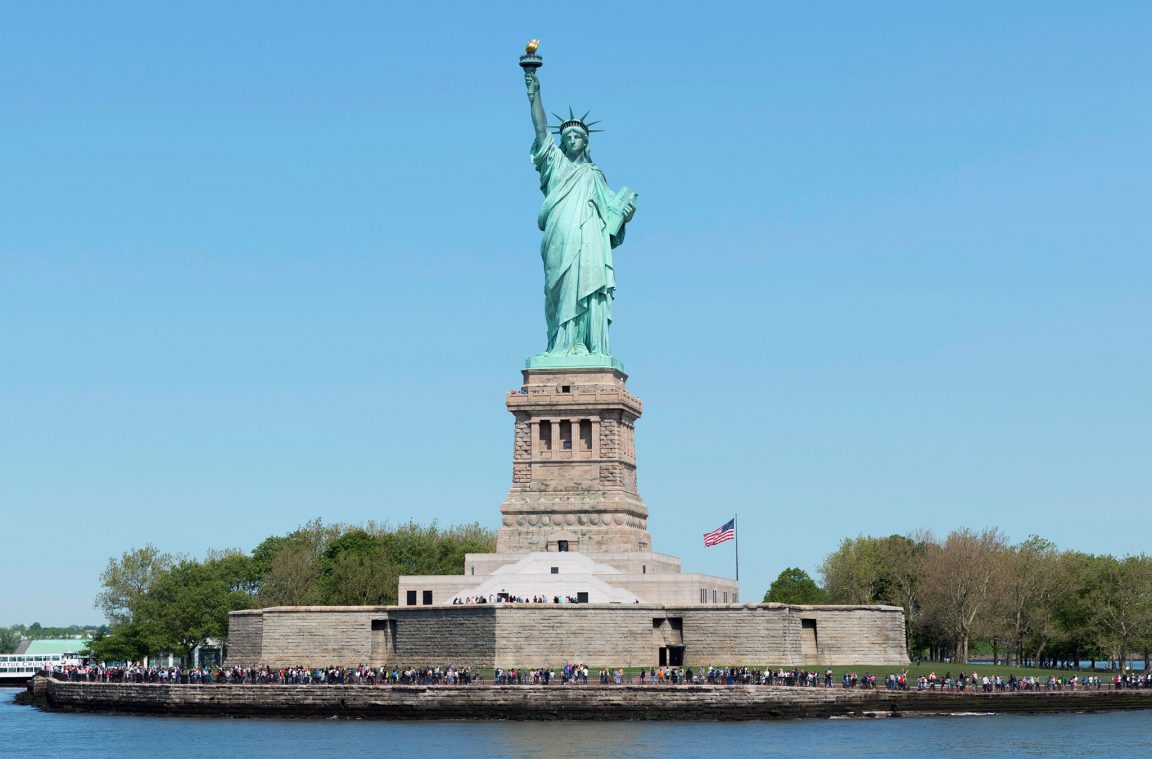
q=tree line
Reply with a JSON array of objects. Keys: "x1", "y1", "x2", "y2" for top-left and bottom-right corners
[
  {"x1": 83, "y1": 521, "x2": 1152, "y2": 670},
  {"x1": 0, "y1": 624, "x2": 107, "y2": 654},
  {"x1": 765, "y1": 529, "x2": 1152, "y2": 670},
  {"x1": 88, "y1": 519, "x2": 495, "y2": 664}
]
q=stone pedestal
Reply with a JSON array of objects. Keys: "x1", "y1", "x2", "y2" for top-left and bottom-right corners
[{"x1": 497, "y1": 367, "x2": 653, "y2": 553}]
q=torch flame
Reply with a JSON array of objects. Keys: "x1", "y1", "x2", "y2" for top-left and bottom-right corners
[{"x1": 525, "y1": 39, "x2": 539, "y2": 55}]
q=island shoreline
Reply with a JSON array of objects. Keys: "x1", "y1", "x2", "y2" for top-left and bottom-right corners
[{"x1": 19, "y1": 677, "x2": 1152, "y2": 721}]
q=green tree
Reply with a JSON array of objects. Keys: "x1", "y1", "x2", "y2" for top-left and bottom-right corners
[
  {"x1": 0, "y1": 627, "x2": 21, "y2": 654},
  {"x1": 379, "y1": 520, "x2": 495, "y2": 575},
  {"x1": 255, "y1": 520, "x2": 340, "y2": 607},
  {"x1": 821, "y1": 536, "x2": 886, "y2": 604},
  {"x1": 85, "y1": 622, "x2": 152, "y2": 663},
  {"x1": 313, "y1": 521, "x2": 498, "y2": 606},
  {"x1": 91, "y1": 517, "x2": 500, "y2": 659},
  {"x1": 918, "y1": 527, "x2": 1008, "y2": 663},
  {"x1": 95, "y1": 545, "x2": 175, "y2": 625},
  {"x1": 995, "y1": 536, "x2": 1063, "y2": 666},
  {"x1": 1049, "y1": 551, "x2": 1104, "y2": 667},
  {"x1": 250, "y1": 535, "x2": 291, "y2": 579},
  {"x1": 1087, "y1": 554, "x2": 1152, "y2": 672},
  {"x1": 254, "y1": 519, "x2": 498, "y2": 607},
  {"x1": 820, "y1": 533, "x2": 928, "y2": 657},
  {"x1": 430, "y1": 521, "x2": 496, "y2": 572},
  {"x1": 137, "y1": 553, "x2": 256, "y2": 663},
  {"x1": 318, "y1": 529, "x2": 392, "y2": 605},
  {"x1": 764, "y1": 567, "x2": 827, "y2": 604},
  {"x1": 880, "y1": 533, "x2": 927, "y2": 658}
]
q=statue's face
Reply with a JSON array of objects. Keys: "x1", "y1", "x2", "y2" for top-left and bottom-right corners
[{"x1": 561, "y1": 128, "x2": 587, "y2": 158}]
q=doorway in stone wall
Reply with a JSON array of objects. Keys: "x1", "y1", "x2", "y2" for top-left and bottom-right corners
[
  {"x1": 370, "y1": 619, "x2": 396, "y2": 662},
  {"x1": 800, "y1": 618, "x2": 819, "y2": 660}
]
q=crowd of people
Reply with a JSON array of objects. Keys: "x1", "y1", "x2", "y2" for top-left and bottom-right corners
[
  {"x1": 912, "y1": 671, "x2": 1152, "y2": 691},
  {"x1": 47, "y1": 662, "x2": 1152, "y2": 691},
  {"x1": 493, "y1": 665, "x2": 593, "y2": 684},
  {"x1": 50, "y1": 664, "x2": 476, "y2": 686},
  {"x1": 451, "y1": 594, "x2": 585, "y2": 605}
]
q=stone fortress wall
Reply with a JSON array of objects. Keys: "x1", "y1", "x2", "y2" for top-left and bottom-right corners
[{"x1": 227, "y1": 603, "x2": 907, "y2": 669}]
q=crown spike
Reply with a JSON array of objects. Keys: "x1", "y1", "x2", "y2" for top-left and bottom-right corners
[{"x1": 547, "y1": 108, "x2": 604, "y2": 136}]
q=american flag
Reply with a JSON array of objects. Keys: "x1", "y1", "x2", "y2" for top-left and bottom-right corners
[{"x1": 703, "y1": 518, "x2": 735, "y2": 547}]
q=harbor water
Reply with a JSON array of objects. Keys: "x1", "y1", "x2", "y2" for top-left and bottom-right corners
[{"x1": 3, "y1": 687, "x2": 1150, "y2": 758}]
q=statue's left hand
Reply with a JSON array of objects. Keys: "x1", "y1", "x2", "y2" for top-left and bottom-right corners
[{"x1": 623, "y1": 202, "x2": 636, "y2": 223}]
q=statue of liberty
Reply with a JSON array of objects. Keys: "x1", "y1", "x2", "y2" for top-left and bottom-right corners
[{"x1": 522, "y1": 48, "x2": 636, "y2": 363}]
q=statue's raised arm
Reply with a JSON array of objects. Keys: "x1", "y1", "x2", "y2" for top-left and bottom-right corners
[{"x1": 525, "y1": 68, "x2": 548, "y2": 146}]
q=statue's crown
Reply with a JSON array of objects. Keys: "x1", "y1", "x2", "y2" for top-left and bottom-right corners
[{"x1": 549, "y1": 107, "x2": 603, "y2": 135}]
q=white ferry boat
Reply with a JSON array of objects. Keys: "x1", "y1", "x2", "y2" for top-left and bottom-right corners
[{"x1": 0, "y1": 649, "x2": 85, "y2": 686}]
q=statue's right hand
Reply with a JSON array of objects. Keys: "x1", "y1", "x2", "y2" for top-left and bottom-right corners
[{"x1": 524, "y1": 70, "x2": 539, "y2": 95}]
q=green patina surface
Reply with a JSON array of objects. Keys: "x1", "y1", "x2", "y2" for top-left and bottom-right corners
[
  {"x1": 524, "y1": 354, "x2": 624, "y2": 371},
  {"x1": 522, "y1": 48, "x2": 636, "y2": 370}
]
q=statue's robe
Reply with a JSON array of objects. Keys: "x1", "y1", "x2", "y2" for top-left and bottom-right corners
[{"x1": 533, "y1": 135, "x2": 626, "y2": 355}]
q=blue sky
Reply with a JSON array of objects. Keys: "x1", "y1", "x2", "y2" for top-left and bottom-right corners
[{"x1": 2, "y1": 1, "x2": 1149, "y2": 625}]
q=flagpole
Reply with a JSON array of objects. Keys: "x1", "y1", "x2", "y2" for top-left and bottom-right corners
[{"x1": 734, "y1": 513, "x2": 740, "y2": 593}]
